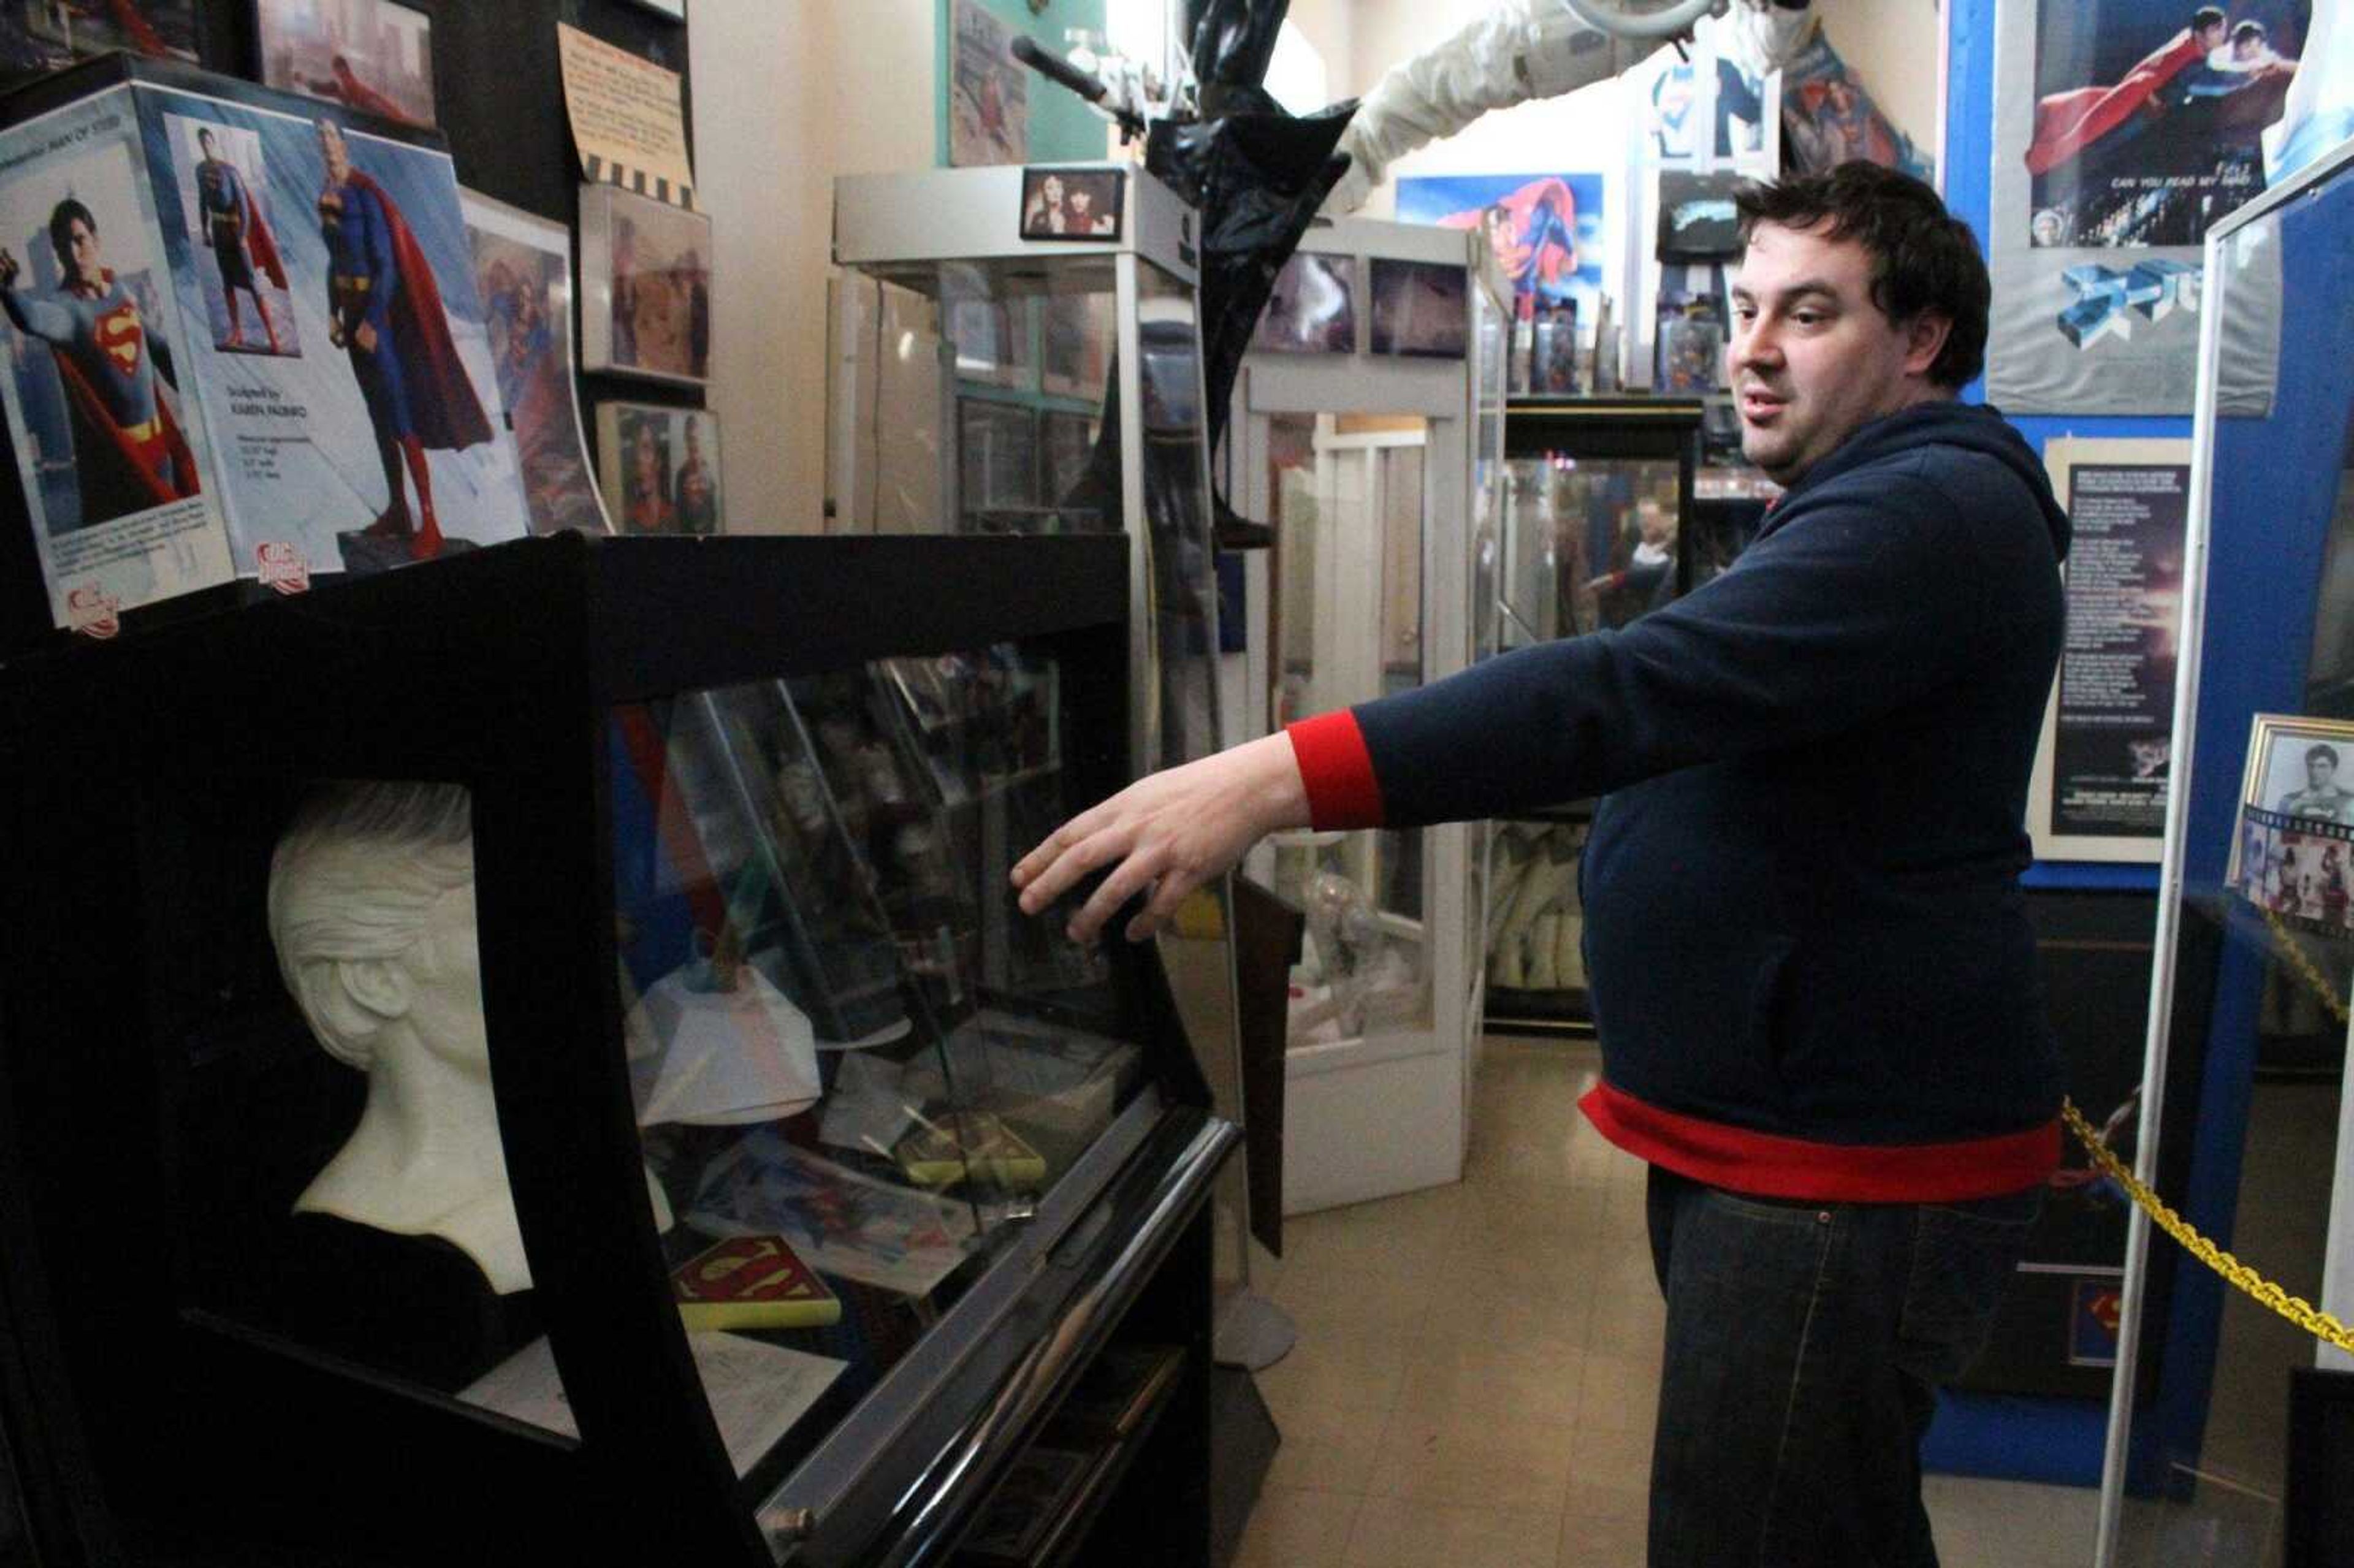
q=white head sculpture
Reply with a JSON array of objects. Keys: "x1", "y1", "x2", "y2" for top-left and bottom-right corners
[{"x1": 269, "y1": 782, "x2": 671, "y2": 1295}]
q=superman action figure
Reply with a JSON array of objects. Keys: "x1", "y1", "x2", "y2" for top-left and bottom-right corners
[
  {"x1": 0, "y1": 197, "x2": 199, "y2": 529},
  {"x1": 316, "y1": 117, "x2": 492, "y2": 561}
]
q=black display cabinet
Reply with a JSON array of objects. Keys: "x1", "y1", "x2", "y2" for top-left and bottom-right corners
[
  {"x1": 0, "y1": 532, "x2": 1237, "y2": 1566},
  {"x1": 1483, "y1": 398, "x2": 1704, "y2": 1035}
]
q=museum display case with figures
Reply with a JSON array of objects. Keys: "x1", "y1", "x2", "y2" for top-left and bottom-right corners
[
  {"x1": 0, "y1": 532, "x2": 1237, "y2": 1567},
  {"x1": 2095, "y1": 136, "x2": 2354, "y2": 1567},
  {"x1": 1484, "y1": 397, "x2": 1703, "y2": 1034},
  {"x1": 1225, "y1": 219, "x2": 1510, "y2": 1214}
]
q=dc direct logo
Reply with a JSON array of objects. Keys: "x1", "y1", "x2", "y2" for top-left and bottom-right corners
[
  {"x1": 256, "y1": 541, "x2": 311, "y2": 596},
  {"x1": 65, "y1": 585, "x2": 120, "y2": 639}
]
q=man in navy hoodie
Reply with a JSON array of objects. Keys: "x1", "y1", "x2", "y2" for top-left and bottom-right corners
[{"x1": 1015, "y1": 162, "x2": 2069, "y2": 1566}]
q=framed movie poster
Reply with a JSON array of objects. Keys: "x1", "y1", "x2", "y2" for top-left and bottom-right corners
[
  {"x1": 579, "y1": 183, "x2": 712, "y2": 387},
  {"x1": 950, "y1": 0, "x2": 1026, "y2": 167},
  {"x1": 2029, "y1": 438, "x2": 2192, "y2": 862},
  {"x1": 256, "y1": 0, "x2": 437, "y2": 129},
  {"x1": 462, "y1": 188, "x2": 609, "y2": 536},
  {"x1": 26, "y1": 0, "x2": 196, "y2": 61},
  {"x1": 1989, "y1": 0, "x2": 2315, "y2": 414},
  {"x1": 596, "y1": 400, "x2": 722, "y2": 536}
]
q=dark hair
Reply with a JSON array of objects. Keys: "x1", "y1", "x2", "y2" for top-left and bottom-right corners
[
  {"x1": 47, "y1": 197, "x2": 94, "y2": 265},
  {"x1": 197, "y1": 126, "x2": 215, "y2": 145},
  {"x1": 2307, "y1": 744, "x2": 2339, "y2": 767},
  {"x1": 2231, "y1": 20, "x2": 2266, "y2": 44},
  {"x1": 1734, "y1": 161, "x2": 1989, "y2": 389},
  {"x1": 2192, "y1": 7, "x2": 2225, "y2": 30}
]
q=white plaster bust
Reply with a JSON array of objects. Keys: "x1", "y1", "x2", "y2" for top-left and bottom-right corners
[{"x1": 269, "y1": 782, "x2": 672, "y2": 1296}]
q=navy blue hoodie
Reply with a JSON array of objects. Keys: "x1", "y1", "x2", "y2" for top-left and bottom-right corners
[{"x1": 1287, "y1": 402, "x2": 2072, "y2": 1200}]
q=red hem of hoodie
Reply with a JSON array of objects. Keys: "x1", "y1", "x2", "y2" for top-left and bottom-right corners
[
  {"x1": 1579, "y1": 1081, "x2": 2059, "y2": 1203},
  {"x1": 1285, "y1": 710, "x2": 1385, "y2": 830}
]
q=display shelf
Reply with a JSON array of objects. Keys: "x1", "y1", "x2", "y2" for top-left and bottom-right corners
[{"x1": 0, "y1": 532, "x2": 1236, "y2": 1567}]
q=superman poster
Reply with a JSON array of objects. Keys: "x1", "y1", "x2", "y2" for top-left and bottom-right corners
[
  {"x1": 1395, "y1": 173, "x2": 1606, "y2": 322},
  {"x1": 0, "y1": 83, "x2": 235, "y2": 631},
  {"x1": 1990, "y1": 0, "x2": 2315, "y2": 413},
  {"x1": 130, "y1": 77, "x2": 529, "y2": 577}
]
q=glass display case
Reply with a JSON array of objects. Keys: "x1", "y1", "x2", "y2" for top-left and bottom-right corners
[
  {"x1": 0, "y1": 534, "x2": 1236, "y2": 1567},
  {"x1": 1484, "y1": 398, "x2": 1704, "y2": 1035},
  {"x1": 1226, "y1": 221, "x2": 1509, "y2": 1214},
  {"x1": 2097, "y1": 139, "x2": 2354, "y2": 1567}
]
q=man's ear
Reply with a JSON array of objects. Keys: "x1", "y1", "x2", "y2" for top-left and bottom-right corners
[
  {"x1": 1904, "y1": 311, "x2": 1953, "y2": 380},
  {"x1": 334, "y1": 957, "x2": 413, "y2": 1027}
]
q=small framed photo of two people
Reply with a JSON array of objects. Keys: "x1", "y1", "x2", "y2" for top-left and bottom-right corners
[
  {"x1": 1019, "y1": 167, "x2": 1122, "y2": 242},
  {"x1": 597, "y1": 402, "x2": 722, "y2": 536},
  {"x1": 579, "y1": 183, "x2": 712, "y2": 387},
  {"x1": 2228, "y1": 714, "x2": 2354, "y2": 939}
]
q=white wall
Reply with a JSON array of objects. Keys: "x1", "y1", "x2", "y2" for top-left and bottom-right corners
[{"x1": 688, "y1": 0, "x2": 937, "y2": 535}]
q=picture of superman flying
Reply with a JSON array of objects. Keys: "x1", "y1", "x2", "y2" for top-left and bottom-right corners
[
  {"x1": 0, "y1": 194, "x2": 200, "y2": 532},
  {"x1": 1397, "y1": 173, "x2": 1602, "y2": 325},
  {"x1": 314, "y1": 117, "x2": 491, "y2": 563}
]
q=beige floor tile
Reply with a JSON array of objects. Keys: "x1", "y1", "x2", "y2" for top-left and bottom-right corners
[
  {"x1": 1235, "y1": 1484, "x2": 1363, "y2": 1568},
  {"x1": 1366, "y1": 1412, "x2": 1580, "y2": 1513},
  {"x1": 1391, "y1": 1336, "x2": 1586, "y2": 1429},
  {"x1": 1440, "y1": 1264, "x2": 1599, "y2": 1352},
  {"x1": 1341, "y1": 1496, "x2": 1566, "y2": 1568},
  {"x1": 1583, "y1": 1285, "x2": 1666, "y2": 1360},
  {"x1": 1258, "y1": 1315, "x2": 1415, "y2": 1422},
  {"x1": 1574, "y1": 1352, "x2": 1661, "y2": 1437},
  {"x1": 1563, "y1": 1421, "x2": 1654, "y2": 1521},
  {"x1": 1558, "y1": 1509, "x2": 1649, "y2": 1566},
  {"x1": 1921, "y1": 1477, "x2": 2099, "y2": 1568},
  {"x1": 1262, "y1": 1399, "x2": 1393, "y2": 1495}
]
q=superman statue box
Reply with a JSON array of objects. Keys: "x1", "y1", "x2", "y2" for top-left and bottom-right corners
[{"x1": 0, "y1": 54, "x2": 528, "y2": 642}]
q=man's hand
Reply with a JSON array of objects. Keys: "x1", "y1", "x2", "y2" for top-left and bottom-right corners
[
  {"x1": 1011, "y1": 731, "x2": 1313, "y2": 944},
  {"x1": 0, "y1": 249, "x2": 18, "y2": 291},
  {"x1": 354, "y1": 321, "x2": 378, "y2": 354}
]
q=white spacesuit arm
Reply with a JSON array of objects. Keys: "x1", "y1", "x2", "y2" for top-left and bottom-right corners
[{"x1": 1325, "y1": 0, "x2": 1821, "y2": 215}]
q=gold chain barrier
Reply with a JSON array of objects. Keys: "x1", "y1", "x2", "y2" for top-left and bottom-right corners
[{"x1": 2060, "y1": 1098, "x2": 2354, "y2": 1354}]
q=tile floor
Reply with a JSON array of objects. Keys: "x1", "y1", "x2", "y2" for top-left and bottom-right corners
[{"x1": 1233, "y1": 1035, "x2": 2103, "y2": 1568}]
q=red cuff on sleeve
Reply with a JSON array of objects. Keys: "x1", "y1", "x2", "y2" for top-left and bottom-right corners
[{"x1": 1285, "y1": 709, "x2": 1386, "y2": 831}]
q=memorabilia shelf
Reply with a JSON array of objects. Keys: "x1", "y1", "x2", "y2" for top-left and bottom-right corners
[{"x1": 0, "y1": 531, "x2": 1237, "y2": 1567}]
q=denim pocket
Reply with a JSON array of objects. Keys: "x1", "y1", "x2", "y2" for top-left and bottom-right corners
[{"x1": 1898, "y1": 1189, "x2": 2043, "y2": 1381}]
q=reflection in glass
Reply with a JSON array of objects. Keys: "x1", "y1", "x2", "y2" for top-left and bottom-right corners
[
  {"x1": 610, "y1": 645, "x2": 1145, "y2": 1482},
  {"x1": 2108, "y1": 161, "x2": 2354, "y2": 1565}
]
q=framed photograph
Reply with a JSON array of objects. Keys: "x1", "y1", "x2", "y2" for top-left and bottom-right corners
[
  {"x1": 2226, "y1": 714, "x2": 2354, "y2": 937},
  {"x1": 28, "y1": 0, "x2": 196, "y2": 61},
  {"x1": 256, "y1": 0, "x2": 438, "y2": 130},
  {"x1": 950, "y1": 0, "x2": 1026, "y2": 167},
  {"x1": 579, "y1": 183, "x2": 712, "y2": 387},
  {"x1": 462, "y1": 188, "x2": 609, "y2": 536},
  {"x1": 1252, "y1": 251, "x2": 1357, "y2": 354},
  {"x1": 597, "y1": 401, "x2": 723, "y2": 536},
  {"x1": 1368, "y1": 257, "x2": 1468, "y2": 359},
  {"x1": 1019, "y1": 167, "x2": 1122, "y2": 242}
]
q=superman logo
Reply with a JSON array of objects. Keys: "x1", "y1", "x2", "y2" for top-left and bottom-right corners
[{"x1": 96, "y1": 300, "x2": 144, "y2": 376}]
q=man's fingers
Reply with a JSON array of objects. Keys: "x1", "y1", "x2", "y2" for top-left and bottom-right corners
[
  {"x1": 1015, "y1": 823, "x2": 1130, "y2": 915},
  {"x1": 1011, "y1": 799, "x2": 1114, "y2": 889},
  {"x1": 1070, "y1": 847, "x2": 1164, "y2": 944},
  {"x1": 1124, "y1": 869, "x2": 1198, "y2": 943}
]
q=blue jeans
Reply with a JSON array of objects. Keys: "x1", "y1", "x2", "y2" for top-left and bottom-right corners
[{"x1": 1644, "y1": 1168, "x2": 2041, "y2": 1567}]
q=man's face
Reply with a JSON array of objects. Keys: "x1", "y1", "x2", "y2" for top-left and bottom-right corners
[
  {"x1": 2309, "y1": 754, "x2": 2336, "y2": 791},
  {"x1": 1728, "y1": 219, "x2": 1948, "y2": 487},
  {"x1": 2196, "y1": 21, "x2": 2226, "y2": 53},
  {"x1": 199, "y1": 131, "x2": 216, "y2": 159},
  {"x1": 59, "y1": 219, "x2": 99, "y2": 285},
  {"x1": 317, "y1": 124, "x2": 350, "y2": 185}
]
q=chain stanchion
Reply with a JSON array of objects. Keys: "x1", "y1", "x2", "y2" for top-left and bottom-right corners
[{"x1": 2060, "y1": 1098, "x2": 2354, "y2": 1355}]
